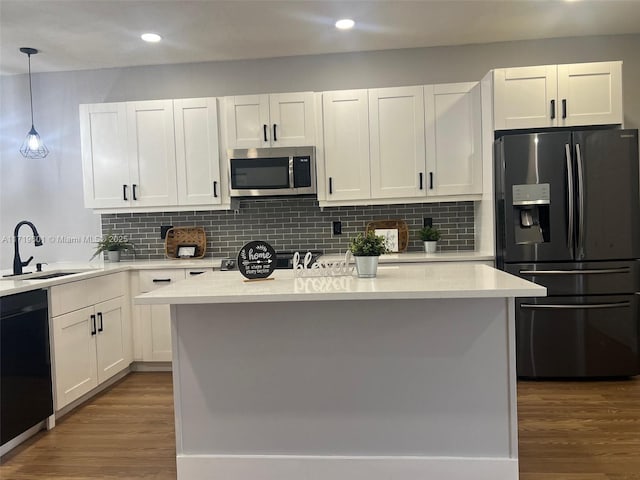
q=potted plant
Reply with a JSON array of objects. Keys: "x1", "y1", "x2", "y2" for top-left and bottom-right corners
[
  {"x1": 91, "y1": 231, "x2": 134, "y2": 262},
  {"x1": 419, "y1": 226, "x2": 441, "y2": 253},
  {"x1": 348, "y1": 231, "x2": 389, "y2": 278}
]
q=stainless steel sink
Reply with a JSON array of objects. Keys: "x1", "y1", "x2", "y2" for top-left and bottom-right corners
[
  {"x1": 1, "y1": 271, "x2": 85, "y2": 280},
  {"x1": 28, "y1": 272, "x2": 83, "y2": 279}
]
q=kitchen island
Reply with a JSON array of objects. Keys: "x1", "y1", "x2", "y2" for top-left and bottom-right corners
[{"x1": 136, "y1": 263, "x2": 545, "y2": 480}]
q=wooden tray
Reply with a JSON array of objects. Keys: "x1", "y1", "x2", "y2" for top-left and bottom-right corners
[
  {"x1": 164, "y1": 227, "x2": 207, "y2": 259},
  {"x1": 366, "y1": 220, "x2": 409, "y2": 252}
]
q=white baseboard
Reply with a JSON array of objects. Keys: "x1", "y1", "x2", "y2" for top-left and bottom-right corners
[
  {"x1": 177, "y1": 454, "x2": 519, "y2": 480},
  {"x1": 131, "y1": 361, "x2": 172, "y2": 372},
  {"x1": 55, "y1": 367, "x2": 131, "y2": 419}
]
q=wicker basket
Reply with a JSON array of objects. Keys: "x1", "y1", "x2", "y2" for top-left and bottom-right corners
[{"x1": 164, "y1": 227, "x2": 207, "y2": 259}]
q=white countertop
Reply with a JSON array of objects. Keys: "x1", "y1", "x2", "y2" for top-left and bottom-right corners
[
  {"x1": 323, "y1": 251, "x2": 494, "y2": 264},
  {"x1": 135, "y1": 263, "x2": 545, "y2": 305},
  {"x1": 0, "y1": 258, "x2": 220, "y2": 297},
  {"x1": 0, "y1": 252, "x2": 494, "y2": 297}
]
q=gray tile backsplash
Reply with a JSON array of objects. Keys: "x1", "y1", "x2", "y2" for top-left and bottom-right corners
[{"x1": 101, "y1": 198, "x2": 475, "y2": 260}]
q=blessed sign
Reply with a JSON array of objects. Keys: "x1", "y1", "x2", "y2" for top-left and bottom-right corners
[{"x1": 237, "y1": 241, "x2": 277, "y2": 280}]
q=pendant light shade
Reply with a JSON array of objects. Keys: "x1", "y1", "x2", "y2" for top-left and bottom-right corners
[{"x1": 19, "y1": 47, "x2": 49, "y2": 159}]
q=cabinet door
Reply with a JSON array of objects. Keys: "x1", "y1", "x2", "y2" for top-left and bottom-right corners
[
  {"x1": 225, "y1": 95, "x2": 270, "y2": 148},
  {"x1": 52, "y1": 307, "x2": 98, "y2": 409},
  {"x1": 425, "y1": 82, "x2": 482, "y2": 196},
  {"x1": 126, "y1": 100, "x2": 178, "y2": 207},
  {"x1": 322, "y1": 90, "x2": 371, "y2": 201},
  {"x1": 557, "y1": 61, "x2": 623, "y2": 127},
  {"x1": 174, "y1": 98, "x2": 222, "y2": 206},
  {"x1": 138, "y1": 304, "x2": 172, "y2": 362},
  {"x1": 369, "y1": 86, "x2": 426, "y2": 199},
  {"x1": 493, "y1": 65, "x2": 558, "y2": 130},
  {"x1": 95, "y1": 297, "x2": 128, "y2": 384},
  {"x1": 269, "y1": 92, "x2": 315, "y2": 147},
  {"x1": 79, "y1": 103, "x2": 130, "y2": 208},
  {"x1": 138, "y1": 269, "x2": 185, "y2": 362}
]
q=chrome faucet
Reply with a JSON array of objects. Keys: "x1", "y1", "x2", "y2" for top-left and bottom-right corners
[{"x1": 13, "y1": 220, "x2": 43, "y2": 275}]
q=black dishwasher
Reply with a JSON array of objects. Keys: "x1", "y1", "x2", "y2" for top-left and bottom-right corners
[{"x1": 1, "y1": 289, "x2": 53, "y2": 446}]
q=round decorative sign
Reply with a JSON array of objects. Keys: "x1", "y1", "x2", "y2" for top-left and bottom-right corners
[{"x1": 237, "y1": 241, "x2": 277, "y2": 280}]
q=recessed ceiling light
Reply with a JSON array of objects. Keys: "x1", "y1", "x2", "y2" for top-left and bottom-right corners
[
  {"x1": 141, "y1": 33, "x2": 162, "y2": 43},
  {"x1": 335, "y1": 19, "x2": 355, "y2": 30}
]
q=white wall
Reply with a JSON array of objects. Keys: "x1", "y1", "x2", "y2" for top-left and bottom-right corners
[{"x1": 1, "y1": 34, "x2": 639, "y2": 268}]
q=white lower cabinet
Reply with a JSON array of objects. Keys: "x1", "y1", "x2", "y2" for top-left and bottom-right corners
[
  {"x1": 51, "y1": 273, "x2": 130, "y2": 410},
  {"x1": 135, "y1": 269, "x2": 187, "y2": 362}
]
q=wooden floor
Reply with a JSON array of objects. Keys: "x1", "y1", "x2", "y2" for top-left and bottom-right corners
[{"x1": 2, "y1": 372, "x2": 639, "y2": 479}]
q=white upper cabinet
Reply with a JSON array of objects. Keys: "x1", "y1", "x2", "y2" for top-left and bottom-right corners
[
  {"x1": 80, "y1": 97, "x2": 227, "y2": 212},
  {"x1": 225, "y1": 92, "x2": 315, "y2": 148},
  {"x1": 174, "y1": 98, "x2": 222, "y2": 206},
  {"x1": 369, "y1": 86, "x2": 426, "y2": 199},
  {"x1": 493, "y1": 65, "x2": 557, "y2": 130},
  {"x1": 425, "y1": 82, "x2": 482, "y2": 196},
  {"x1": 126, "y1": 100, "x2": 178, "y2": 207},
  {"x1": 321, "y1": 90, "x2": 371, "y2": 201},
  {"x1": 319, "y1": 83, "x2": 483, "y2": 206},
  {"x1": 269, "y1": 93, "x2": 316, "y2": 147},
  {"x1": 80, "y1": 103, "x2": 130, "y2": 209},
  {"x1": 493, "y1": 61, "x2": 623, "y2": 130},
  {"x1": 557, "y1": 62, "x2": 623, "y2": 127},
  {"x1": 225, "y1": 95, "x2": 270, "y2": 148}
]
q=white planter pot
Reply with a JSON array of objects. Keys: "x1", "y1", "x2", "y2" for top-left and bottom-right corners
[
  {"x1": 354, "y1": 256, "x2": 379, "y2": 278},
  {"x1": 423, "y1": 241, "x2": 437, "y2": 254},
  {"x1": 107, "y1": 250, "x2": 121, "y2": 262}
]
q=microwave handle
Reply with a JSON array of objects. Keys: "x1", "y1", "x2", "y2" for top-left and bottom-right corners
[{"x1": 288, "y1": 157, "x2": 295, "y2": 189}]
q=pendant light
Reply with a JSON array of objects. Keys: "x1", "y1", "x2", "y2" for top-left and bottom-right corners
[{"x1": 19, "y1": 47, "x2": 49, "y2": 159}]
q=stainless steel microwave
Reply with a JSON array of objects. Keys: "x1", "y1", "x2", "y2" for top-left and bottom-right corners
[{"x1": 228, "y1": 146, "x2": 316, "y2": 197}]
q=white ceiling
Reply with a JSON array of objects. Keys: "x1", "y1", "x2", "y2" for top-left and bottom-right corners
[{"x1": 1, "y1": 0, "x2": 640, "y2": 75}]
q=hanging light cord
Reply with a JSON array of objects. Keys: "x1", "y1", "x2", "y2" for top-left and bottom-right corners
[{"x1": 27, "y1": 52, "x2": 35, "y2": 128}]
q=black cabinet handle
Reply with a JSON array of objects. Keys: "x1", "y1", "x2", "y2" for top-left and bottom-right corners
[
  {"x1": 152, "y1": 278, "x2": 171, "y2": 283},
  {"x1": 97, "y1": 312, "x2": 103, "y2": 332},
  {"x1": 550, "y1": 99, "x2": 556, "y2": 119},
  {"x1": 213, "y1": 181, "x2": 218, "y2": 198},
  {"x1": 189, "y1": 271, "x2": 205, "y2": 276},
  {"x1": 90, "y1": 314, "x2": 96, "y2": 335},
  {"x1": 273, "y1": 124, "x2": 278, "y2": 142},
  {"x1": 123, "y1": 185, "x2": 128, "y2": 201},
  {"x1": 263, "y1": 124, "x2": 268, "y2": 142},
  {"x1": 562, "y1": 99, "x2": 567, "y2": 119},
  {"x1": 329, "y1": 177, "x2": 333, "y2": 195},
  {"x1": 132, "y1": 184, "x2": 138, "y2": 200},
  {"x1": 429, "y1": 172, "x2": 434, "y2": 190},
  {"x1": 419, "y1": 172, "x2": 424, "y2": 190}
]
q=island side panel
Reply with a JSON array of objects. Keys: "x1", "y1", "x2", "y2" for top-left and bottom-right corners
[{"x1": 172, "y1": 298, "x2": 518, "y2": 479}]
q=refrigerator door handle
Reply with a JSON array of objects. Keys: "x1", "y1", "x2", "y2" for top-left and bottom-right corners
[
  {"x1": 576, "y1": 143, "x2": 585, "y2": 259},
  {"x1": 519, "y1": 268, "x2": 631, "y2": 275},
  {"x1": 521, "y1": 302, "x2": 630, "y2": 310},
  {"x1": 565, "y1": 144, "x2": 575, "y2": 258}
]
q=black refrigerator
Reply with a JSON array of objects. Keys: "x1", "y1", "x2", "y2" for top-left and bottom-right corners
[{"x1": 495, "y1": 128, "x2": 640, "y2": 378}]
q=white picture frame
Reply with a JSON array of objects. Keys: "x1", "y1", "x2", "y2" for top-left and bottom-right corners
[{"x1": 375, "y1": 228, "x2": 399, "y2": 253}]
